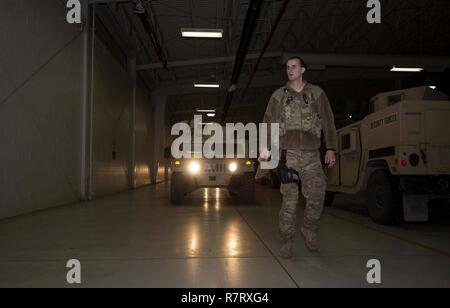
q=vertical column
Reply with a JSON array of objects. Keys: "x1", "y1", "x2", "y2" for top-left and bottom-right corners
[
  {"x1": 87, "y1": 2, "x2": 96, "y2": 200},
  {"x1": 150, "y1": 95, "x2": 167, "y2": 184},
  {"x1": 80, "y1": 0, "x2": 91, "y2": 201},
  {"x1": 129, "y1": 58, "x2": 137, "y2": 189}
]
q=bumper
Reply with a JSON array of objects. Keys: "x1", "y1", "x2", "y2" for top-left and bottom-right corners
[
  {"x1": 171, "y1": 159, "x2": 255, "y2": 187},
  {"x1": 400, "y1": 175, "x2": 450, "y2": 194},
  {"x1": 192, "y1": 173, "x2": 233, "y2": 187}
]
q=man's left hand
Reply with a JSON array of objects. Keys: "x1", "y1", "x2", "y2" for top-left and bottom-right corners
[{"x1": 324, "y1": 150, "x2": 336, "y2": 168}]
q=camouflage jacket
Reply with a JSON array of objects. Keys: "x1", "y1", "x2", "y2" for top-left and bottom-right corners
[{"x1": 263, "y1": 82, "x2": 337, "y2": 151}]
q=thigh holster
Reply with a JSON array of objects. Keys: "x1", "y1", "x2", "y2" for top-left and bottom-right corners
[{"x1": 278, "y1": 150, "x2": 300, "y2": 185}]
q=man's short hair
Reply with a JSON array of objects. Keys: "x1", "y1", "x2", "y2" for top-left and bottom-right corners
[{"x1": 287, "y1": 56, "x2": 307, "y2": 70}]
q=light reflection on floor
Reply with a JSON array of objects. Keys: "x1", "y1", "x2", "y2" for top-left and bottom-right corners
[
  {"x1": 200, "y1": 187, "x2": 228, "y2": 212},
  {"x1": 1, "y1": 184, "x2": 449, "y2": 287},
  {"x1": 185, "y1": 188, "x2": 242, "y2": 257}
]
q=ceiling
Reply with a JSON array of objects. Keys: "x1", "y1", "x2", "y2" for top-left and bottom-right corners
[{"x1": 94, "y1": 0, "x2": 450, "y2": 127}]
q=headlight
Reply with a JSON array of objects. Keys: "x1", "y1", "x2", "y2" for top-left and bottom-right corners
[
  {"x1": 188, "y1": 161, "x2": 200, "y2": 174},
  {"x1": 228, "y1": 162, "x2": 237, "y2": 172}
]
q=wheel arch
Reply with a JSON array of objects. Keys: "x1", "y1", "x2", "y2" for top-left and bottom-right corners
[{"x1": 362, "y1": 159, "x2": 391, "y2": 191}]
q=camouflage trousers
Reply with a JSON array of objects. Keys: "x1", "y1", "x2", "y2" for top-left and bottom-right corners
[{"x1": 279, "y1": 150, "x2": 326, "y2": 243}]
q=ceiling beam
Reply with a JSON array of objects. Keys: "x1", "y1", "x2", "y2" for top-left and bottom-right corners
[
  {"x1": 90, "y1": 0, "x2": 130, "y2": 3},
  {"x1": 137, "y1": 52, "x2": 282, "y2": 70},
  {"x1": 138, "y1": 51, "x2": 450, "y2": 72},
  {"x1": 283, "y1": 53, "x2": 450, "y2": 71},
  {"x1": 151, "y1": 71, "x2": 285, "y2": 96}
]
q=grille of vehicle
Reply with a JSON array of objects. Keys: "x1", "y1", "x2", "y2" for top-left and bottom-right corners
[{"x1": 204, "y1": 163, "x2": 226, "y2": 173}]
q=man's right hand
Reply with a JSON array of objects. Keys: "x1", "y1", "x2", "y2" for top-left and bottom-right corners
[
  {"x1": 324, "y1": 150, "x2": 336, "y2": 168},
  {"x1": 259, "y1": 149, "x2": 271, "y2": 161}
]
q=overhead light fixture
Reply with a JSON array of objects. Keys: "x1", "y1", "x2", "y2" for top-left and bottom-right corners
[
  {"x1": 197, "y1": 109, "x2": 216, "y2": 113},
  {"x1": 194, "y1": 82, "x2": 220, "y2": 88},
  {"x1": 206, "y1": 113, "x2": 216, "y2": 117},
  {"x1": 429, "y1": 86, "x2": 436, "y2": 90},
  {"x1": 181, "y1": 28, "x2": 223, "y2": 38},
  {"x1": 390, "y1": 66, "x2": 424, "y2": 73}
]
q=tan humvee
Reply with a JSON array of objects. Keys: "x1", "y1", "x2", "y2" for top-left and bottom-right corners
[
  {"x1": 168, "y1": 122, "x2": 256, "y2": 204},
  {"x1": 326, "y1": 86, "x2": 450, "y2": 224}
]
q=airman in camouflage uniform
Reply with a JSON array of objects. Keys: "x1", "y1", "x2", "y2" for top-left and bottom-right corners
[{"x1": 263, "y1": 56, "x2": 337, "y2": 257}]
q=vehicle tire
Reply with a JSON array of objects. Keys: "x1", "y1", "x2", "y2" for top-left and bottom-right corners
[
  {"x1": 324, "y1": 191, "x2": 335, "y2": 207},
  {"x1": 367, "y1": 170, "x2": 402, "y2": 225},
  {"x1": 170, "y1": 172, "x2": 185, "y2": 205},
  {"x1": 270, "y1": 171, "x2": 280, "y2": 189},
  {"x1": 238, "y1": 173, "x2": 255, "y2": 204}
]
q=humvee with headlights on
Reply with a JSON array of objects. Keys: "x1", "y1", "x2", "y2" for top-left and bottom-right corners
[{"x1": 168, "y1": 135, "x2": 256, "y2": 204}]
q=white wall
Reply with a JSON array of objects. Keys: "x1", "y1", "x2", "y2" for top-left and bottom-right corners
[
  {"x1": 91, "y1": 38, "x2": 133, "y2": 197},
  {"x1": 0, "y1": 0, "x2": 161, "y2": 219},
  {"x1": 0, "y1": 0, "x2": 83, "y2": 218}
]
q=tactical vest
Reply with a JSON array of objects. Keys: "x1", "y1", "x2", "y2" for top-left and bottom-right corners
[{"x1": 277, "y1": 86, "x2": 322, "y2": 139}]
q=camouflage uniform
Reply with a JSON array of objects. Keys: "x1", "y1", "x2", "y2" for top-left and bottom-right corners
[{"x1": 263, "y1": 82, "x2": 337, "y2": 249}]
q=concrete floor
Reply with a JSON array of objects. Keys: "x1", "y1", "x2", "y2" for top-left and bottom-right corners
[{"x1": 0, "y1": 183, "x2": 449, "y2": 288}]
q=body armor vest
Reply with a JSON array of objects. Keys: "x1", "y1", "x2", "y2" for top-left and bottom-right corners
[{"x1": 279, "y1": 87, "x2": 322, "y2": 139}]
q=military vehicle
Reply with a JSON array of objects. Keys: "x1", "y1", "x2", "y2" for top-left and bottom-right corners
[
  {"x1": 326, "y1": 86, "x2": 450, "y2": 225},
  {"x1": 170, "y1": 155, "x2": 255, "y2": 204},
  {"x1": 168, "y1": 122, "x2": 256, "y2": 204}
]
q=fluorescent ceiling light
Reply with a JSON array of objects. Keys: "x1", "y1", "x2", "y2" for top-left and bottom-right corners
[
  {"x1": 390, "y1": 66, "x2": 424, "y2": 73},
  {"x1": 181, "y1": 28, "x2": 223, "y2": 38},
  {"x1": 197, "y1": 109, "x2": 216, "y2": 113},
  {"x1": 194, "y1": 82, "x2": 220, "y2": 88},
  {"x1": 206, "y1": 113, "x2": 216, "y2": 117}
]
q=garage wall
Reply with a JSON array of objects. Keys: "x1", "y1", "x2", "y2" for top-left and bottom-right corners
[
  {"x1": 0, "y1": 0, "x2": 83, "y2": 219},
  {"x1": 91, "y1": 39, "x2": 157, "y2": 196},
  {"x1": 150, "y1": 96, "x2": 168, "y2": 184},
  {"x1": 91, "y1": 38, "x2": 133, "y2": 197},
  {"x1": 0, "y1": 1, "x2": 159, "y2": 219}
]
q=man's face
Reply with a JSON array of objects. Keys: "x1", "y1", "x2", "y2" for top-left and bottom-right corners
[{"x1": 286, "y1": 59, "x2": 305, "y2": 81}]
